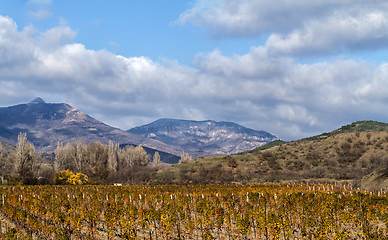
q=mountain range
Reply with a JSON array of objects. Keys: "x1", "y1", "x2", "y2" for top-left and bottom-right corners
[
  {"x1": 128, "y1": 118, "x2": 278, "y2": 155},
  {"x1": 0, "y1": 98, "x2": 181, "y2": 159},
  {"x1": 0, "y1": 98, "x2": 277, "y2": 162}
]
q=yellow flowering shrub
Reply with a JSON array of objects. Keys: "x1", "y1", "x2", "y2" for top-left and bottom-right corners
[{"x1": 55, "y1": 169, "x2": 88, "y2": 185}]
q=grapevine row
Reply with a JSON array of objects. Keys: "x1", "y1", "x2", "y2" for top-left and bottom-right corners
[{"x1": 0, "y1": 184, "x2": 386, "y2": 239}]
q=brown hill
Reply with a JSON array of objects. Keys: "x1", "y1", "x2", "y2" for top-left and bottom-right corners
[{"x1": 156, "y1": 121, "x2": 388, "y2": 189}]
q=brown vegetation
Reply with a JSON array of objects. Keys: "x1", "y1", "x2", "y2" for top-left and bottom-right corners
[{"x1": 156, "y1": 131, "x2": 388, "y2": 188}]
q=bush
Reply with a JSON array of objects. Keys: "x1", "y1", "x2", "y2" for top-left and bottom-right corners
[
  {"x1": 306, "y1": 151, "x2": 321, "y2": 166},
  {"x1": 226, "y1": 156, "x2": 238, "y2": 168},
  {"x1": 55, "y1": 170, "x2": 88, "y2": 185},
  {"x1": 366, "y1": 133, "x2": 372, "y2": 140},
  {"x1": 261, "y1": 151, "x2": 276, "y2": 161},
  {"x1": 286, "y1": 160, "x2": 305, "y2": 171},
  {"x1": 336, "y1": 142, "x2": 365, "y2": 164},
  {"x1": 261, "y1": 151, "x2": 281, "y2": 170}
]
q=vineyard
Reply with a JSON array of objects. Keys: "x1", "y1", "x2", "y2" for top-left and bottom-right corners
[{"x1": 0, "y1": 184, "x2": 386, "y2": 239}]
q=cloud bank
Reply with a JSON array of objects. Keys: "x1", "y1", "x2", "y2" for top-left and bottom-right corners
[
  {"x1": 179, "y1": 0, "x2": 388, "y2": 56},
  {"x1": 1, "y1": 0, "x2": 388, "y2": 140}
]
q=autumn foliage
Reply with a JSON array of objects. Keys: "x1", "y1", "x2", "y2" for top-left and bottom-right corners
[
  {"x1": 55, "y1": 170, "x2": 88, "y2": 185},
  {"x1": 0, "y1": 184, "x2": 386, "y2": 239}
]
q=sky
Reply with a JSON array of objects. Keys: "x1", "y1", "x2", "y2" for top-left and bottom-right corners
[{"x1": 1, "y1": 0, "x2": 388, "y2": 141}]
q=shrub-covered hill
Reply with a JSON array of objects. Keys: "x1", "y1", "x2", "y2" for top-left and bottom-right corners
[
  {"x1": 301, "y1": 120, "x2": 388, "y2": 141},
  {"x1": 155, "y1": 121, "x2": 388, "y2": 189}
]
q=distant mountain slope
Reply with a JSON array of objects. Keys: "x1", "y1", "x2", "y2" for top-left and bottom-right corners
[
  {"x1": 128, "y1": 118, "x2": 279, "y2": 156},
  {"x1": 0, "y1": 98, "x2": 181, "y2": 160}
]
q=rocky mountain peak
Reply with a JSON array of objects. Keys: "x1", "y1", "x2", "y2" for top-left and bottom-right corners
[{"x1": 29, "y1": 97, "x2": 46, "y2": 104}]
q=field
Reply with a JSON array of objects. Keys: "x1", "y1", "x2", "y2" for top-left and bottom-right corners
[{"x1": 0, "y1": 184, "x2": 386, "y2": 239}]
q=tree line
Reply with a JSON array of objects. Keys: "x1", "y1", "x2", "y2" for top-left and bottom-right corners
[{"x1": 0, "y1": 133, "x2": 165, "y2": 185}]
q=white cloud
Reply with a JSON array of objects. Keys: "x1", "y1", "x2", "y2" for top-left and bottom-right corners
[
  {"x1": 39, "y1": 26, "x2": 77, "y2": 49},
  {"x1": 266, "y1": 10, "x2": 388, "y2": 56},
  {"x1": 177, "y1": 0, "x2": 344, "y2": 37},
  {"x1": 1, "y1": 15, "x2": 388, "y2": 140},
  {"x1": 28, "y1": 10, "x2": 52, "y2": 21},
  {"x1": 179, "y1": 0, "x2": 388, "y2": 56},
  {"x1": 0, "y1": 16, "x2": 37, "y2": 69}
]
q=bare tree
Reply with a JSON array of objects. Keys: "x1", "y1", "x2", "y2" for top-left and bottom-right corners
[
  {"x1": 118, "y1": 144, "x2": 149, "y2": 169},
  {"x1": 119, "y1": 145, "x2": 135, "y2": 169},
  {"x1": 133, "y1": 145, "x2": 148, "y2": 166},
  {"x1": 84, "y1": 142, "x2": 108, "y2": 170},
  {"x1": 14, "y1": 133, "x2": 36, "y2": 182},
  {"x1": 59, "y1": 142, "x2": 82, "y2": 172},
  {"x1": 153, "y1": 151, "x2": 161, "y2": 168},
  {"x1": 75, "y1": 141, "x2": 85, "y2": 172},
  {"x1": 179, "y1": 151, "x2": 192, "y2": 164},
  {"x1": 107, "y1": 140, "x2": 119, "y2": 172},
  {"x1": 54, "y1": 142, "x2": 66, "y2": 172}
]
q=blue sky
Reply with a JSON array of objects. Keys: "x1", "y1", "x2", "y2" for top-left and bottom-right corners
[
  {"x1": 1, "y1": 0, "x2": 388, "y2": 140},
  {"x1": 0, "y1": 0, "x2": 261, "y2": 64}
]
